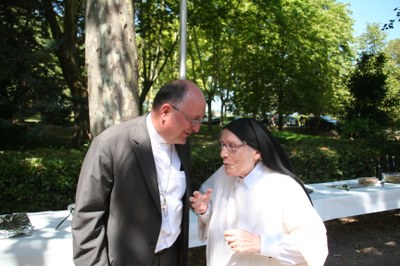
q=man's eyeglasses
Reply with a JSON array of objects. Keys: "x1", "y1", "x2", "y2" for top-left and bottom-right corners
[
  {"x1": 218, "y1": 141, "x2": 246, "y2": 154},
  {"x1": 170, "y1": 105, "x2": 202, "y2": 125}
]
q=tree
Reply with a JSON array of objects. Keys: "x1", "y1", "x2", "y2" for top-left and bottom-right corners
[
  {"x1": 0, "y1": 0, "x2": 69, "y2": 124},
  {"x1": 347, "y1": 23, "x2": 390, "y2": 129},
  {"x1": 0, "y1": 0, "x2": 41, "y2": 120},
  {"x1": 383, "y1": 39, "x2": 400, "y2": 126},
  {"x1": 85, "y1": 0, "x2": 139, "y2": 137},
  {"x1": 358, "y1": 23, "x2": 388, "y2": 54},
  {"x1": 135, "y1": 0, "x2": 180, "y2": 115},
  {"x1": 347, "y1": 52, "x2": 389, "y2": 126},
  {"x1": 42, "y1": 0, "x2": 89, "y2": 147},
  {"x1": 188, "y1": 0, "x2": 237, "y2": 129},
  {"x1": 229, "y1": 0, "x2": 353, "y2": 129},
  {"x1": 382, "y1": 7, "x2": 400, "y2": 31},
  {"x1": 42, "y1": 0, "x2": 90, "y2": 147},
  {"x1": 340, "y1": 22, "x2": 400, "y2": 139}
]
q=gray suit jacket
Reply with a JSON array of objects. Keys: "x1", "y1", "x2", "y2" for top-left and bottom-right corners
[{"x1": 72, "y1": 115, "x2": 191, "y2": 266}]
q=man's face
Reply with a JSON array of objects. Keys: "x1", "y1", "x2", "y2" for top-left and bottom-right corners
[{"x1": 164, "y1": 100, "x2": 205, "y2": 144}]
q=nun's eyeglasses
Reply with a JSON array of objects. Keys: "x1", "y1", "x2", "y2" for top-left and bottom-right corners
[{"x1": 218, "y1": 141, "x2": 246, "y2": 153}]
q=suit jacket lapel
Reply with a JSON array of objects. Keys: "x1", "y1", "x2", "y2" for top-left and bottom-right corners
[
  {"x1": 131, "y1": 116, "x2": 161, "y2": 210},
  {"x1": 176, "y1": 144, "x2": 192, "y2": 191},
  {"x1": 130, "y1": 115, "x2": 193, "y2": 214}
]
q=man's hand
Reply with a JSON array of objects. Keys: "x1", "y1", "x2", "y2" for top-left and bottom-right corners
[
  {"x1": 189, "y1": 189, "x2": 212, "y2": 215},
  {"x1": 224, "y1": 229, "x2": 261, "y2": 254}
]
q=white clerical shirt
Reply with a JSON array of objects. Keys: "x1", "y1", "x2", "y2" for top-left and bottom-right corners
[{"x1": 146, "y1": 114, "x2": 185, "y2": 253}]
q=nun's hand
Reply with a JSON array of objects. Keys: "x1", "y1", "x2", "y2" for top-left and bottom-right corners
[
  {"x1": 190, "y1": 189, "x2": 212, "y2": 215},
  {"x1": 224, "y1": 229, "x2": 261, "y2": 254}
]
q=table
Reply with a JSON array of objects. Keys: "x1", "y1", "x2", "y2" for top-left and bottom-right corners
[
  {"x1": 1, "y1": 179, "x2": 399, "y2": 265},
  {"x1": 307, "y1": 179, "x2": 400, "y2": 221},
  {"x1": 0, "y1": 209, "x2": 203, "y2": 266},
  {"x1": 0, "y1": 211, "x2": 73, "y2": 266}
]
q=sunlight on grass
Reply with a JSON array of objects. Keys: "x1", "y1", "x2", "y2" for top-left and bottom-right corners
[
  {"x1": 273, "y1": 130, "x2": 321, "y2": 141},
  {"x1": 338, "y1": 217, "x2": 359, "y2": 224},
  {"x1": 319, "y1": 146, "x2": 337, "y2": 157},
  {"x1": 384, "y1": 241, "x2": 397, "y2": 247},
  {"x1": 191, "y1": 126, "x2": 221, "y2": 147},
  {"x1": 22, "y1": 157, "x2": 45, "y2": 170},
  {"x1": 356, "y1": 247, "x2": 383, "y2": 255}
]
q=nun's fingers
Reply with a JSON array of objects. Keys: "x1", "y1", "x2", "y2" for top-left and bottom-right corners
[{"x1": 224, "y1": 229, "x2": 261, "y2": 254}]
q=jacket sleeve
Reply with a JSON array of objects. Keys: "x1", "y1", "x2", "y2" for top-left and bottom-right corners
[{"x1": 72, "y1": 136, "x2": 113, "y2": 266}]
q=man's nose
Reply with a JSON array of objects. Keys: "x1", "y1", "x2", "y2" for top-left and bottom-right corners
[{"x1": 192, "y1": 122, "x2": 201, "y2": 133}]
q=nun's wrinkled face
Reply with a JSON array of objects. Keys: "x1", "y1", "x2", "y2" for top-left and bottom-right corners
[{"x1": 219, "y1": 129, "x2": 261, "y2": 178}]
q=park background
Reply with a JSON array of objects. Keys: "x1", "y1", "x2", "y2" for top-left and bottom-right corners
[{"x1": 0, "y1": 0, "x2": 399, "y2": 218}]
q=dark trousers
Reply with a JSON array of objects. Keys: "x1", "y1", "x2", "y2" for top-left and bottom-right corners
[{"x1": 151, "y1": 241, "x2": 180, "y2": 266}]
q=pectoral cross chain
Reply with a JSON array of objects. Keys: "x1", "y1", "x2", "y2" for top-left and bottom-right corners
[{"x1": 161, "y1": 197, "x2": 168, "y2": 217}]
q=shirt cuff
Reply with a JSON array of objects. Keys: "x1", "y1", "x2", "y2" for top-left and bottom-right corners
[
  {"x1": 259, "y1": 233, "x2": 283, "y2": 257},
  {"x1": 198, "y1": 203, "x2": 212, "y2": 223}
]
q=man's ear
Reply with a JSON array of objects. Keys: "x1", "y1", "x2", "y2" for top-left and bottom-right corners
[{"x1": 160, "y1": 103, "x2": 172, "y2": 119}]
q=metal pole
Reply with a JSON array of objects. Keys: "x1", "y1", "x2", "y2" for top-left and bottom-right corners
[{"x1": 179, "y1": 0, "x2": 187, "y2": 79}]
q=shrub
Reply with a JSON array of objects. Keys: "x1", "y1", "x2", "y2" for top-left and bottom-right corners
[
  {"x1": 0, "y1": 148, "x2": 84, "y2": 214},
  {"x1": 1, "y1": 127, "x2": 399, "y2": 214},
  {"x1": 191, "y1": 143, "x2": 220, "y2": 190},
  {"x1": 287, "y1": 139, "x2": 382, "y2": 183},
  {"x1": 0, "y1": 119, "x2": 27, "y2": 143},
  {"x1": 190, "y1": 129, "x2": 400, "y2": 188},
  {"x1": 339, "y1": 117, "x2": 386, "y2": 139}
]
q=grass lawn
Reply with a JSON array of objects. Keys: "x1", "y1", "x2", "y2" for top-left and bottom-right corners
[{"x1": 1, "y1": 122, "x2": 399, "y2": 213}]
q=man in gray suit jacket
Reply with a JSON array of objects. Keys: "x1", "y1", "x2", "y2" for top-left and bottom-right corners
[{"x1": 72, "y1": 80, "x2": 206, "y2": 266}]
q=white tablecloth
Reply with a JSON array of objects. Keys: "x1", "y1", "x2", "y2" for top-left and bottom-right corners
[
  {"x1": 1, "y1": 179, "x2": 399, "y2": 265},
  {"x1": 0, "y1": 209, "x2": 202, "y2": 266},
  {"x1": 0, "y1": 211, "x2": 73, "y2": 266},
  {"x1": 307, "y1": 179, "x2": 400, "y2": 221}
]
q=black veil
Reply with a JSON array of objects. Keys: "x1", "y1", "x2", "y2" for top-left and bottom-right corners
[{"x1": 224, "y1": 118, "x2": 312, "y2": 204}]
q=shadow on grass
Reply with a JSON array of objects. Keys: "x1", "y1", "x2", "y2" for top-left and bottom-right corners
[{"x1": 0, "y1": 123, "x2": 74, "y2": 150}]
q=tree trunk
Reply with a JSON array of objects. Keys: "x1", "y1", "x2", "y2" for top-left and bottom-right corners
[
  {"x1": 43, "y1": 0, "x2": 90, "y2": 147},
  {"x1": 86, "y1": 0, "x2": 139, "y2": 137}
]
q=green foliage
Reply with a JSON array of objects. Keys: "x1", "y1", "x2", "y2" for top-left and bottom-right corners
[
  {"x1": 358, "y1": 23, "x2": 388, "y2": 54},
  {"x1": 190, "y1": 129, "x2": 400, "y2": 190},
  {"x1": 382, "y1": 7, "x2": 400, "y2": 30},
  {"x1": 276, "y1": 130, "x2": 399, "y2": 184},
  {"x1": 0, "y1": 0, "x2": 72, "y2": 124},
  {"x1": 39, "y1": 100, "x2": 72, "y2": 125},
  {"x1": 339, "y1": 117, "x2": 385, "y2": 139},
  {"x1": 0, "y1": 148, "x2": 84, "y2": 214},
  {"x1": 286, "y1": 138, "x2": 378, "y2": 183},
  {"x1": 1, "y1": 127, "x2": 399, "y2": 214},
  {"x1": 344, "y1": 25, "x2": 398, "y2": 136},
  {"x1": 223, "y1": 0, "x2": 354, "y2": 119},
  {"x1": 384, "y1": 39, "x2": 400, "y2": 125},
  {"x1": 0, "y1": 124, "x2": 74, "y2": 149},
  {"x1": 190, "y1": 144, "x2": 221, "y2": 190},
  {"x1": 347, "y1": 52, "x2": 390, "y2": 127},
  {"x1": 0, "y1": 119, "x2": 28, "y2": 143},
  {"x1": 189, "y1": 125, "x2": 221, "y2": 189}
]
